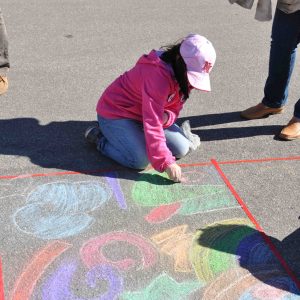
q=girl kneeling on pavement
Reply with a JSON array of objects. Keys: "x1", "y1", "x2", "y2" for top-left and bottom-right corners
[{"x1": 85, "y1": 34, "x2": 216, "y2": 182}]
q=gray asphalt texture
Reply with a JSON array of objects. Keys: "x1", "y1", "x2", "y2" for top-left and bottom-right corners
[{"x1": 0, "y1": 1, "x2": 299, "y2": 299}]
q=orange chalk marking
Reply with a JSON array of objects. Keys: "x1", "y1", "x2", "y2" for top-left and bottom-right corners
[
  {"x1": 151, "y1": 225, "x2": 193, "y2": 273},
  {"x1": 10, "y1": 241, "x2": 72, "y2": 300}
]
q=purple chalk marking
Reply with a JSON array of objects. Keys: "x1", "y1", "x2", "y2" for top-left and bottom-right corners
[
  {"x1": 42, "y1": 261, "x2": 76, "y2": 300},
  {"x1": 42, "y1": 261, "x2": 123, "y2": 300},
  {"x1": 105, "y1": 172, "x2": 127, "y2": 210},
  {"x1": 87, "y1": 265, "x2": 123, "y2": 299}
]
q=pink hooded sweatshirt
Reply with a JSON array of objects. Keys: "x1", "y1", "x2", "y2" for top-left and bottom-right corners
[{"x1": 96, "y1": 50, "x2": 185, "y2": 172}]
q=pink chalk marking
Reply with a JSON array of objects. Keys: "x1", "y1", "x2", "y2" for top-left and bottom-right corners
[
  {"x1": 145, "y1": 202, "x2": 181, "y2": 224},
  {"x1": 80, "y1": 232, "x2": 157, "y2": 271},
  {"x1": 0, "y1": 256, "x2": 4, "y2": 300},
  {"x1": 10, "y1": 241, "x2": 72, "y2": 300},
  {"x1": 252, "y1": 283, "x2": 287, "y2": 299}
]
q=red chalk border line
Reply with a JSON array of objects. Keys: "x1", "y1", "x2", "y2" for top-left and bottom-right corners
[{"x1": 0, "y1": 155, "x2": 299, "y2": 180}]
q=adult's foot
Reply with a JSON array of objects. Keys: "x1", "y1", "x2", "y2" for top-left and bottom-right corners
[
  {"x1": 279, "y1": 117, "x2": 300, "y2": 141},
  {"x1": 0, "y1": 75, "x2": 8, "y2": 95},
  {"x1": 241, "y1": 103, "x2": 284, "y2": 120}
]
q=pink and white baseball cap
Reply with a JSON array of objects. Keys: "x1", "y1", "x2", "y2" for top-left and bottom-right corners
[{"x1": 180, "y1": 34, "x2": 216, "y2": 92}]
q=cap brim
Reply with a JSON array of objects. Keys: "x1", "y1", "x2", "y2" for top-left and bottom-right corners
[{"x1": 187, "y1": 71, "x2": 211, "y2": 92}]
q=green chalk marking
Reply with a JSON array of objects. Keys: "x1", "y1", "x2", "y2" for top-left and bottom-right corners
[
  {"x1": 131, "y1": 172, "x2": 175, "y2": 206},
  {"x1": 209, "y1": 226, "x2": 254, "y2": 274},
  {"x1": 191, "y1": 219, "x2": 255, "y2": 281},
  {"x1": 132, "y1": 171, "x2": 236, "y2": 216},
  {"x1": 120, "y1": 273, "x2": 202, "y2": 300},
  {"x1": 179, "y1": 186, "x2": 235, "y2": 215}
]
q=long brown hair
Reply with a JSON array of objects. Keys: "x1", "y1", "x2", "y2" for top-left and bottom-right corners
[{"x1": 160, "y1": 42, "x2": 190, "y2": 100}]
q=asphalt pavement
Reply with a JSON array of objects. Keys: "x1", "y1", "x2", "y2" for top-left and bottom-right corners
[{"x1": 0, "y1": 1, "x2": 299, "y2": 299}]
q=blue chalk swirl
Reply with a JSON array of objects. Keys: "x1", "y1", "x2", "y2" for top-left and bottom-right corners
[{"x1": 13, "y1": 181, "x2": 112, "y2": 239}]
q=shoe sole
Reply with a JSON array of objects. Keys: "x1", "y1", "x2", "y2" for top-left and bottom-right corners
[
  {"x1": 84, "y1": 125, "x2": 99, "y2": 139},
  {"x1": 240, "y1": 110, "x2": 284, "y2": 120},
  {"x1": 84, "y1": 127, "x2": 95, "y2": 139},
  {"x1": 278, "y1": 134, "x2": 300, "y2": 141},
  {"x1": 84, "y1": 127, "x2": 97, "y2": 144}
]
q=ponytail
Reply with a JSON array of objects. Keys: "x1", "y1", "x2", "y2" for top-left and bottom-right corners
[{"x1": 160, "y1": 43, "x2": 190, "y2": 100}]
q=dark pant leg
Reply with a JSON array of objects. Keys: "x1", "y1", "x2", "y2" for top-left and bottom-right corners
[
  {"x1": 294, "y1": 100, "x2": 300, "y2": 118},
  {"x1": 0, "y1": 8, "x2": 9, "y2": 72},
  {"x1": 262, "y1": 9, "x2": 300, "y2": 108}
]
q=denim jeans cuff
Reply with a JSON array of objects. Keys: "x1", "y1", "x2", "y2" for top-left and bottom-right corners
[
  {"x1": 294, "y1": 112, "x2": 300, "y2": 119},
  {"x1": 262, "y1": 98, "x2": 284, "y2": 109}
]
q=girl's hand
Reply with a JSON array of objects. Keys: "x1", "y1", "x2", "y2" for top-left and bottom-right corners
[{"x1": 165, "y1": 163, "x2": 184, "y2": 183}]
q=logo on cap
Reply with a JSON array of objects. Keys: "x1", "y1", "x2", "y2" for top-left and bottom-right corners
[{"x1": 202, "y1": 61, "x2": 213, "y2": 73}]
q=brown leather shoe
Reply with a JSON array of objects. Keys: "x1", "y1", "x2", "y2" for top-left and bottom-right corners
[
  {"x1": 0, "y1": 75, "x2": 8, "y2": 95},
  {"x1": 279, "y1": 117, "x2": 300, "y2": 140},
  {"x1": 240, "y1": 103, "x2": 284, "y2": 120}
]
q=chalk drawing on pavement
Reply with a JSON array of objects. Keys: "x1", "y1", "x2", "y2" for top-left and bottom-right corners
[
  {"x1": 190, "y1": 218, "x2": 278, "y2": 282},
  {"x1": 0, "y1": 176, "x2": 33, "y2": 200},
  {"x1": 2, "y1": 166, "x2": 298, "y2": 299},
  {"x1": 151, "y1": 225, "x2": 194, "y2": 273},
  {"x1": 105, "y1": 171, "x2": 127, "y2": 210},
  {"x1": 201, "y1": 266, "x2": 300, "y2": 300},
  {"x1": 132, "y1": 167, "x2": 240, "y2": 223},
  {"x1": 10, "y1": 241, "x2": 72, "y2": 300},
  {"x1": 80, "y1": 231, "x2": 158, "y2": 271},
  {"x1": 41, "y1": 260, "x2": 123, "y2": 300},
  {"x1": 120, "y1": 272, "x2": 202, "y2": 300},
  {"x1": 12, "y1": 181, "x2": 113, "y2": 239}
]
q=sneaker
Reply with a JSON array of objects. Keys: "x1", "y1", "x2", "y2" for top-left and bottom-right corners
[
  {"x1": 0, "y1": 76, "x2": 8, "y2": 95},
  {"x1": 84, "y1": 124, "x2": 102, "y2": 144},
  {"x1": 278, "y1": 117, "x2": 300, "y2": 140},
  {"x1": 240, "y1": 103, "x2": 284, "y2": 120}
]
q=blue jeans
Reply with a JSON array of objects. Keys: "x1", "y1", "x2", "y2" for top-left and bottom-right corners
[
  {"x1": 262, "y1": 8, "x2": 300, "y2": 118},
  {"x1": 97, "y1": 115, "x2": 190, "y2": 170}
]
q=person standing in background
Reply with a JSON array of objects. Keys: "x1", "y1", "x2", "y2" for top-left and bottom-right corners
[
  {"x1": 239, "y1": 1, "x2": 300, "y2": 140},
  {"x1": 0, "y1": 7, "x2": 9, "y2": 95}
]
